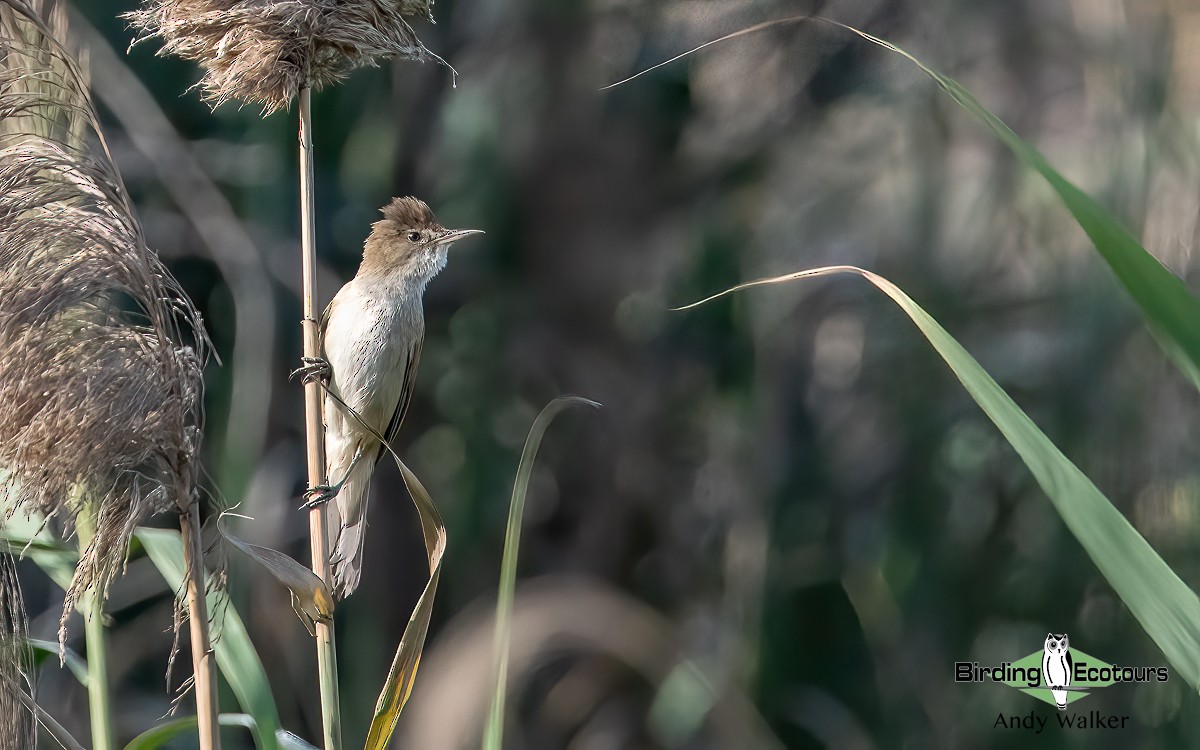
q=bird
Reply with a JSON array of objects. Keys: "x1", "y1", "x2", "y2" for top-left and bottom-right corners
[{"x1": 305, "y1": 196, "x2": 481, "y2": 599}]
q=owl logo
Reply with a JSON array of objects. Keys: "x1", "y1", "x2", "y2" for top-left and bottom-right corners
[{"x1": 1042, "y1": 633, "x2": 1073, "y2": 709}]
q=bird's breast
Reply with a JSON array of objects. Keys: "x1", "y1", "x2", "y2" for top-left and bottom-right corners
[{"x1": 323, "y1": 282, "x2": 423, "y2": 433}]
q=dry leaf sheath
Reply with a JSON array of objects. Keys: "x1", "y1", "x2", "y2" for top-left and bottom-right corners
[
  {"x1": 0, "y1": 0, "x2": 208, "y2": 638},
  {"x1": 127, "y1": 0, "x2": 444, "y2": 113}
]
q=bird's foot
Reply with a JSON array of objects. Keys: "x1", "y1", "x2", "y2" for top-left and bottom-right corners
[
  {"x1": 300, "y1": 483, "x2": 340, "y2": 509},
  {"x1": 291, "y1": 356, "x2": 332, "y2": 385}
]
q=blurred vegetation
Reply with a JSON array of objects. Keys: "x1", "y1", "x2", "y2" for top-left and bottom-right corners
[{"x1": 15, "y1": 0, "x2": 1200, "y2": 747}]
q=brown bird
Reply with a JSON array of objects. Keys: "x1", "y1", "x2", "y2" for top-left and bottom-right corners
[{"x1": 313, "y1": 196, "x2": 480, "y2": 599}]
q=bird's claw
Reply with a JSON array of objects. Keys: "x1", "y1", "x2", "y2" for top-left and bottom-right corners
[
  {"x1": 301, "y1": 484, "x2": 339, "y2": 509},
  {"x1": 291, "y1": 356, "x2": 332, "y2": 384}
]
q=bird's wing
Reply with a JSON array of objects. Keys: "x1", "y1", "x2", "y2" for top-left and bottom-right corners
[
  {"x1": 318, "y1": 297, "x2": 336, "y2": 351},
  {"x1": 375, "y1": 337, "x2": 422, "y2": 465}
]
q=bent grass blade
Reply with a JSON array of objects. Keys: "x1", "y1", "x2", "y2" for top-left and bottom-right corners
[
  {"x1": 603, "y1": 16, "x2": 1200, "y2": 390},
  {"x1": 483, "y1": 396, "x2": 600, "y2": 750},
  {"x1": 677, "y1": 267, "x2": 1200, "y2": 691}
]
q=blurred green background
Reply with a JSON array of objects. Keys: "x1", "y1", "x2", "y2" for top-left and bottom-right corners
[{"x1": 20, "y1": 0, "x2": 1200, "y2": 746}]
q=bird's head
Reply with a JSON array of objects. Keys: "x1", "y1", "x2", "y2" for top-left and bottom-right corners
[{"x1": 360, "y1": 196, "x2": 482, "y2": 283}]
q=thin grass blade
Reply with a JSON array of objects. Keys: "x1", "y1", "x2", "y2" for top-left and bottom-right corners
[
  {"x1": 483, "y1": 396, "x2": 600, "y2": 750},
  {"x1": 678, "y1": 267, "x2": 1200, "y2": 691}
]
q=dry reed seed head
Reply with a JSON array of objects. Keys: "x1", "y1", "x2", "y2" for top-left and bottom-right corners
[
  {"x1": 0, "y1": 554, "x2": 32, "y2": 750},
  {"x1": 0, "y1": 0, "x2": 210, "y2": 646},
  {"x1": 126, "y1": 0, "x2": 445, "y2": 114}
]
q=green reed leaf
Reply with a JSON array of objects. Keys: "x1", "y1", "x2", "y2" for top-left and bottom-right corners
[
  {"x1": 679, "y1": 266, "x2": 1200, "y2": 691},
  {"x1": 27, "y1": 638, "x2": 87, "y2": 685},
  {"x1": 483, "y1": 396, "x2": 600, "y2": 750},
  {"x1": 124, "y1": 714, "x2": 256, "y2": 750},
  {"x1": 605, "y1": 16, "x2": 1200, "y2": 389},
  {"x1": 136, "y1": 527, "x2": 281, "y2": 750},
  {"x1": 831, "y1": 23, "x2": 1200, "y2": 390}
]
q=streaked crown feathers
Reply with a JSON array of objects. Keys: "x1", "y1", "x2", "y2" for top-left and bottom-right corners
[{"x1": 380, "y1": 196, "x2": 439, "y2": 230}]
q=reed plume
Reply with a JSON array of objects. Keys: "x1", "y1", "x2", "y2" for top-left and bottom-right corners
[
  {"x1": 0, "y1": 0, "x2": 208, "y2": 630},
  {"x1": 0, "y1": 556, "x2": 32, "y2": 750},
  {"x1": 1, "y1": 0, "x2": 219, "y2": 744},
  {"x1": 127, "y1": 0, "x2": 442, "y2": 113}
]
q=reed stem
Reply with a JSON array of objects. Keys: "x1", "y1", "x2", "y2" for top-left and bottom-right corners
[
  {"x1": 76, "y1": 511, "x2": 113, "y2": 750},
  {"x1": 299, "y1": 85, "x2": 343, "y2": 750},
  {"x1": 83, "y1": 594, "x2": 112, "y2": 750},
  {"x1": 180, "y1": 501, "x2": 221, "y2": 750}
]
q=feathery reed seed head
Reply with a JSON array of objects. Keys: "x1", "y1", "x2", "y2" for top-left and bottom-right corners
[
  {"x1": 127, "y1": 0, "x2": 441, "y2": 113},
  {"x1": 0, "y1": 0, "x2": 209, "y2": 642},
  {"x1": 0, "y1": 555, "x2": 31, "y2": 750}
]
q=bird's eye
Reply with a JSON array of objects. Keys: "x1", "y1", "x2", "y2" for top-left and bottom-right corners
[{"x1": 407, "y1": 231, "x2": 422, "y2": 243}]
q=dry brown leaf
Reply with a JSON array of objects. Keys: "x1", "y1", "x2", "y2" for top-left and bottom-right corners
[
  {"x1": 363, "y1": 456, "x2": 444, "y2": 750},
  {"x1": 221, "y1": 526, "x2": 334, "y2": 636}
]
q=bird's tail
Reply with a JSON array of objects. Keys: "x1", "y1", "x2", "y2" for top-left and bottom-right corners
[{"x1": 329, "y1": 457, "x2": 373, "y2": 599}]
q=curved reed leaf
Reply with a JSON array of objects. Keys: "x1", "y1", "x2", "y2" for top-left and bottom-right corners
[
  {"x1": 830, "y1": 23, "x2": 1200, "y2": 391},
  {"x1": 16, "y1": 686, "x2": 84, "y2": 750},
  {"x1": 27, "y1": 639, "x2": 87, "y2": 686},
  {"x1": 363, "y1": 458, "x2": 444, "y2": 750},
  {"x1": 221, "y1": 527, "x2": 334, "y2": 636},
  {"x1": 604, "y1": 16, "x2": 1200, "y2": 390},
  {"x1": 0, "y1": 494, "x2": 77, "y2": 593},
  {"x1": 679, "y1": 267, "x2": 1200, "y2": 691},
  {"x1": 124, "y1": 715, "x2": 320, "y2": 750},
  {"x1": 483, "y1": 396, "x2": 600, "y2": 750},
  {"x1": 304, "y1": 380, "x2": 447, "y2": 750},
  {"x1": 124, "y1": 714, "x2": 256, "y2": 750}
]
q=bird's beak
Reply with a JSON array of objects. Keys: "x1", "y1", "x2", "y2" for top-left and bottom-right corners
[{"x1": 437, "y1": 228, "x2": 484, "y2": 245}]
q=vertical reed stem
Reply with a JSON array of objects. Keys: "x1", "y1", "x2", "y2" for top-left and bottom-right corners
[
  {"x1": 180, "y1": 501, "x2": 221, "y2": 750},
  {"x1": 83, "y1": 592, "x2": 112, "y2": 750},
  {"x1": 299, "y1": 85, "x2": 343, "y2": 750},
  {"x1": 76, "y1": 512, "x2": 113, "y2": 750}
]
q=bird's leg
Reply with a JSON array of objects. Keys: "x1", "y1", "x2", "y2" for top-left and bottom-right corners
[
  {"x1": 300, "y1": 445, "x2": 366, "y2": 509},
  {"x1": 291, "y1": 356, "x2": 332, "y2": 384}
]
